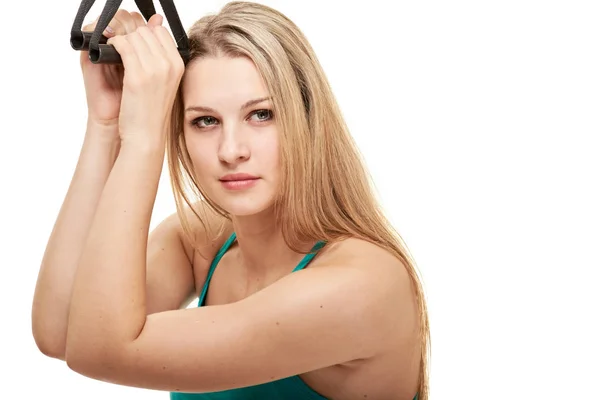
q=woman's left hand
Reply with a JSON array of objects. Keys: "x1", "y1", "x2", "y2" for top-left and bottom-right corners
[{"x1": 107, "y1": 14, "x2": 184, "y2": 147}]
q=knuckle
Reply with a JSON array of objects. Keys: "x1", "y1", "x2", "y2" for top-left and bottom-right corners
[
  {"x1": 116, "y1": 10, "x2": 137, "y2": 33},
  {"x1": 128, "y1": 31, "x2": 141, "y2": 41},
  {"x1": 116, "y1": 9, "x2": 129, "y2": 17},
  {"x1": 109, "y1": 19, "x2": 125, "y2": 35},
  {"x1": 115, "y1": 9, "x2": 129, "y2": 21},
  {"x1": 131, "y1": 12, "x2": 146, "y2": 27},
  {"x1": 119, "y1": 38, "x2": 132, "y2": 51}
]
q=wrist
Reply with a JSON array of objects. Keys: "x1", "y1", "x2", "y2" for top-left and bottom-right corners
[
  {"x1": 119, "y1": 134, "x2": 167, "y2": 157},
  {"x1": 86, "y1": 119, "x2": 120, "y2": 143},
  {"x1": 119, "y1": 129, "x2": 167, "y2": 153}
]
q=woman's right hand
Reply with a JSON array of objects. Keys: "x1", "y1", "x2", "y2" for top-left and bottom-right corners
[{"x1": 80, "y1": 10, "x2": 161, "y2": 135}]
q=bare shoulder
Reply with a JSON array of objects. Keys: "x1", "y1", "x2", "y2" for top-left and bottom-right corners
[
  {"x1": 314, "y1": 237, "x2": 411, "y2": 286},
  {"x1": 310, "y1": 236, "x2": 419, "y2": 342}
]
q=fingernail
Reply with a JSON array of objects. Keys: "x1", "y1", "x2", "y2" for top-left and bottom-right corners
[{"x1": 104, "y1": 25, "x2": 114, "y2": 35}]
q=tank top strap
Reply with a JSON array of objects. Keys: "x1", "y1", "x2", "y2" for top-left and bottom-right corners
[
  {"x1": 198, "y1": 232, "x2": 237, "y2": 307},
  {"x1": 292, "y1": 240, "x2": 327, "y2": 272},
  {"x1": 198, "y1": 234, "x2": 325, "y2": 306}
]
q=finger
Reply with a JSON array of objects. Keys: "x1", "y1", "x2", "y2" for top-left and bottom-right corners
[
  {"x1": 137, "y1": 26, "x2": 168, "y2": 61},
  {"x1": 124, "y1": 30, "x2": 154, "y2": 71},
  {"x1": 113, "y1": 9, "x2": 139, "y2": 35},
  {"x1": 147, "y1": 14, "x2": 164, "y2": 29},
  {"x1": 153, "y1": 25, "x2": 182, "y2": 65},
  {"x1": 107, "y1": 35, "x2": 142, "y2": 74},
  {"x1": 82, "y1": 16, "x2": 118, "y2": 38},
  {"x1": 130, "y1": 11, "x2": 146, "y2": 29}
]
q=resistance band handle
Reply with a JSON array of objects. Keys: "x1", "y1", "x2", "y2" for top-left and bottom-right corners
[
  {"x1": 70, "y1": 0, "x2": 190, "y2": 65},
  {"x1": 70, "y1": 31, "x2": 108, "y2": 51},
  {"x1": 89, "y1": 44, "x2": 190, "y2": 64}
]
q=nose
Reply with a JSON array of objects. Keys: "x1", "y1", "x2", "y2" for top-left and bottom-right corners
[{"x1": 217, "y1": 123, "x2": 250, "y2": 165}]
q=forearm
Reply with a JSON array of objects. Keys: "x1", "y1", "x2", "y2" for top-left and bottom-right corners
[
  {"x1": 32, "y1": 122, "x2": 120, "y2": 359},
  {"x1": 66, "y1": 138, "x2": 165, "y2": 358}
]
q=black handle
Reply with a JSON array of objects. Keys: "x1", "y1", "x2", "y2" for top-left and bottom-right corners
[
  {"x1": 89, "y1": 44, "x2": 190, "y2": 64},
  {"x1": 70, "y1": 31, "x2": 108, "y2": 51},
  {"x1": 70, "y1": 0, "x2": 190, "y2": 65}
]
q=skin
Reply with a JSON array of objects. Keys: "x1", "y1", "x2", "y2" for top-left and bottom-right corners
[{"x1": 53, "y1": 10, "x2": 420, "y2": 400}]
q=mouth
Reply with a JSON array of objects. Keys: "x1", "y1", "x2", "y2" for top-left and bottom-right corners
[
  {"x1": 219, "y1": 173, "x2": 260, "y2": 182},
  {"x1": 219, "y1": 174, "x2": 260, "y2": 190}
]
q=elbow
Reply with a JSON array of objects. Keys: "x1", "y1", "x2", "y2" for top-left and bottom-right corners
[
  {"x1": 34, "y1": 337, "x2": 66, "y2": 361},
  {"x1": 65, "y1": 337, "x2": 121, "y2": 381},
  {"x1": 64, "y1": 335, "x2": 94, "y2": 375},
  {"x1": 65, "y1": 343, "x2": 101, "y2": 378},
  {"x1": 32, "y1": 322, "x2": 66, "y2": 361}
]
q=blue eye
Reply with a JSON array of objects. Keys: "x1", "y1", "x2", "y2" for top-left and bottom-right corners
[
  {"x1": 192, "y1": 116, "x2": 218, "y2": 128},
  {"x1": 190, "y1": 109, "x2": 273, "y2": 130},
  {"x1": 250, "y1": 109, "x2": 273, "y2": 122}
]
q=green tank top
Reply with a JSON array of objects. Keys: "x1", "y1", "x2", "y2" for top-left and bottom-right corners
[
  {"x1": 170, "y1": 232, "x2": 329, "y2": 400},
  {"x1": 170, "y1": 233, "x2": 419, "y2": 400}
]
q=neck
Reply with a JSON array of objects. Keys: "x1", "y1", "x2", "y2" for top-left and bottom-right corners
[{"x1": 230, "y1": 208, "x2": 315, "y2": 277}]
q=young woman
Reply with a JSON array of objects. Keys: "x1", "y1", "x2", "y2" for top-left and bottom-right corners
[{"x1": 32, "y1": 2, "x2": 429, "y2": 399}]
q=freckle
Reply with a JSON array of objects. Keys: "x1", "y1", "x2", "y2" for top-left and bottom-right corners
[
  {"x1": 276, "y1": 321, "x2": 279, "y2": 326},
  {"x1": 212, "y1": 320, "x2": 215, "y2": 323},
  {"x1": 320, "y1": 305, "x2": 323, "y2": 308},
  {"x1": 163, "y1": 366, "x2": 167, "y2": 370},
  {"x1": 270, "y1": 376, "x2": 275, "y2": 380}
]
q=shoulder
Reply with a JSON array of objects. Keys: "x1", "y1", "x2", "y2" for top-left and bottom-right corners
[
  {"x1": 314, "y1": 236, "x2": 412, "y2": 291},
  {"x1": 309, "y1": 237, "x2": 419, "y2": 339}
]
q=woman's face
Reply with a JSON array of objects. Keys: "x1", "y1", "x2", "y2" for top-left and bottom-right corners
[{"x1": 181, "y1": 56, "x2": 280, "y2": 217}]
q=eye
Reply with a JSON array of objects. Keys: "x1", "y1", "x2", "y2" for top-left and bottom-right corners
[
  {"x1": 248, "y1": 109, "x2": 273, "y2": 122},
  {"x1": 191, "y1": 116, "x2": 219, "y2": 129}
]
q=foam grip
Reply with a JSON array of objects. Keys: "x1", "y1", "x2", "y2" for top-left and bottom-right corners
[{"x1": 70, "y1": 31, "x2": 108, "y2": 51}]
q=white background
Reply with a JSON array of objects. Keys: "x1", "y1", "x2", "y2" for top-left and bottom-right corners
[{"x1": 1, "y1": 0, "x2": 598, "y2": 398}]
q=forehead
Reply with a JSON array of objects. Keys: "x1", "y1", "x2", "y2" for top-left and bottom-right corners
[{"x1": 182, "y1": 56, "x2": 269, "y2": 106}]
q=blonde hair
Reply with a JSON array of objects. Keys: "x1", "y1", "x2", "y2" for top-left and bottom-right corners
[{"x1": 166, "y1": 1, "x2": 430, "y2": 398}]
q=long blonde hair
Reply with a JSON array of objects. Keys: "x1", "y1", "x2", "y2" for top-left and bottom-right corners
[{"x1": 166, "y1": 2, "x2": 430, "y2": 398}]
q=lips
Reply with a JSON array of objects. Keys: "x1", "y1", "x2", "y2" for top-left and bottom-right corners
[
  {"x1": 219, "y1": 174, "x2": 260, "y2": 191},
  {"x1": 219, "y1": 173, "x2": 259, "y2": 182}
]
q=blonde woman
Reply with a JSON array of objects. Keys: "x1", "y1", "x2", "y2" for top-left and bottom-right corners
[{"x1": 32, "y1": 2, "x2": 429, "y2": 399}]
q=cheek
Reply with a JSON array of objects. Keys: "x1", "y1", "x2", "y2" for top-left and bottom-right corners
[
  {"x1": 183, "y1": 134, "x2": 215, "y2": 174},
  {"x1": 257, "y1": 129, "x2": 281, "y2": 169}
]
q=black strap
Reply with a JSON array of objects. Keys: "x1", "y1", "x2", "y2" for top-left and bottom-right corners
[{"x1": 70, "y1": 0, "x2": 190, "y2": 65}]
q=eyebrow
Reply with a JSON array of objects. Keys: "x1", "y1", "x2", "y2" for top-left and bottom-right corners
[{"x1": 184, "y1": 96, "x2": 272, "y2": 114}]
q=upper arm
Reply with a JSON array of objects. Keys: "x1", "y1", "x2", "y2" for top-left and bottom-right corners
[
  {"x1": 145, "y1": 212, "x2": 195, "y2": 314},
  {"x1": 69, "y1": 240, "x2": 415, "y2": 393},
  {"x1": 145, "y1": 202, "x2": 231, "y2": 314}
]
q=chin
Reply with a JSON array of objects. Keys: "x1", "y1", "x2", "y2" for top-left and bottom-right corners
[
  {"x1": 220, "y1": 197, "x2": 275, "y2": 217},
  {"x1": 209, "y1": 183, "x2": 277, "y2": 217}
]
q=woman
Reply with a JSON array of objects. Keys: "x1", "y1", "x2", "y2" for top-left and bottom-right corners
[{"x1": 32, "y1": 2, "x2": 429, "y2": 399}]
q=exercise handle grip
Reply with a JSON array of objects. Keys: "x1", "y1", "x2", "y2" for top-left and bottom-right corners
[
  {"x1": 89, "y1": 44, "x2": 190, "y2": 64},
  {"x1": 70, "y1": 0, "x2": 190, "y2": 65},
  {"x1": 70, "y1": 31, "x2": 108, "y2": 51}
]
